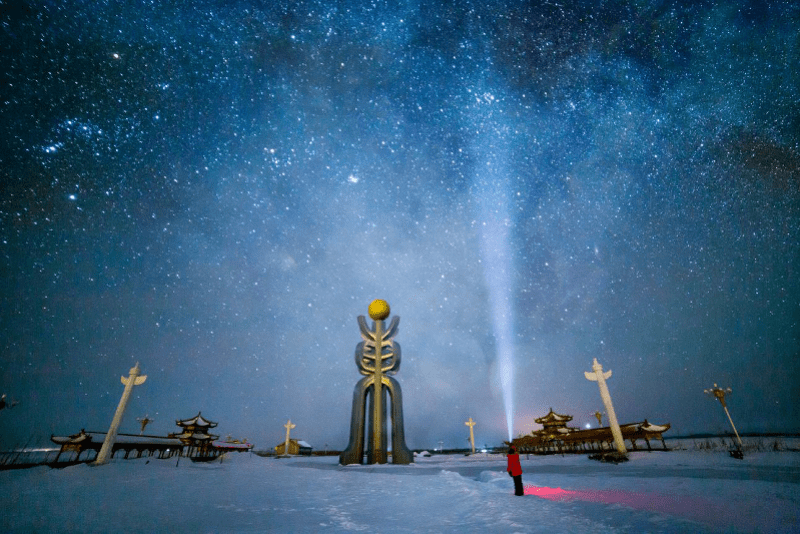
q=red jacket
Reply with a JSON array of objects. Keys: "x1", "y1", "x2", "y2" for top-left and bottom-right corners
[{"x1": 507, "y1": 453, "x2": 522, "y2": 476}]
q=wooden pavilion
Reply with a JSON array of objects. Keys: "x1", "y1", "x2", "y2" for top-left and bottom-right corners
[
  {"x1": 51, "y1": 430, "x2": 182, "y2": 462},
  {"x1": 170, "y1": 412, "x2": 220, "y2": 460},
  {"x1": 51, "y1": 412, "x2": 250, "y2": 463},
  {"x1": 510, "y1": 408, "x2": 670, "y2": 454}
]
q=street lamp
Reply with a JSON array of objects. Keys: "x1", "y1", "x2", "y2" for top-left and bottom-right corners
[{"x1": 704, "y1": 383, "x2": 744, "y2": 459}]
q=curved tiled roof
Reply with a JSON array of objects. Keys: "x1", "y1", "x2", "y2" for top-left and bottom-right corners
[
  {"x1": 176, "y1": 412, "x2": 218, "y2": 428},
  {"x1": 535, "y1": 408, "x2": 573, "y2": 424}
]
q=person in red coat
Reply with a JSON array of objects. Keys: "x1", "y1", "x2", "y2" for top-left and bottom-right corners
[{"x1": 507, "y1": 445, "x2": 524, "y2": 496}]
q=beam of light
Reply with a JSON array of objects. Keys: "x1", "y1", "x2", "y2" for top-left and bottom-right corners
[{"x1": 472, "y1": 156, "x2": 515, "y2": 442}]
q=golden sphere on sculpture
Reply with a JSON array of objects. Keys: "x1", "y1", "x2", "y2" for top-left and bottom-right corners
[{"x1": 368, "y1": 299, "x2": 391, "y2": 320}]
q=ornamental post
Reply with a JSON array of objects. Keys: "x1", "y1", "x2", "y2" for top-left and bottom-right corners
[
  {"x1": 94, "y1": 363, "x2": 147, "y2": 465},
  {"x1": 282, "y1": 419, "x2": 296, "y2": 456},
  {"x1": 704, "y1": 383, "x2": 744, "y2": 458},
  {"x1": 465, "y1": 417, "x2": 476, "y2": 454},
  {"x1": 584, "y1": 358, "x2": 627, "y2": 456}
]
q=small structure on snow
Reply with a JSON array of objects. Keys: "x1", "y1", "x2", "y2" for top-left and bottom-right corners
[{"x1": 275, "y1": 439, "x2": 312, "y2": 456}]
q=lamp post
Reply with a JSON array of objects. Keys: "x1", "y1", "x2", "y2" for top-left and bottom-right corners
[{"x1": 704, "y1": 383, "x2": 744, "y2": 458}]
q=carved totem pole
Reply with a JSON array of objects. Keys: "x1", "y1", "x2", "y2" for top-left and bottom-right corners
[{"x1": 340, "y1": 300, "x2": 413, "y2": 465}]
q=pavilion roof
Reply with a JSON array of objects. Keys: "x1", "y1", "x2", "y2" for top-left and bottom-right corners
[
  {"x1": 176, "y1": 412, "x2": 218, "y2": 428},
  {"x1": 51, "y1": 430, "x2": 91, "y2": 445},
  {"x1": 640, "y1": 421, "x2": 670, "y2": 433},
  {"x1": 173, "y1": 430, "x2": 219, "y2": 441},
  {"x1": 51, "y1": 431, "x2": 182, "y2": 446},
  {"x1": 213, "y1": 441, "x2": 253, "y2": 450},
  {"x1": 534, "y1": 408, "x2": 573, "y2": 424},
  {"x1": 513, "y1": 420, "x2": 671, "y2": 447}
]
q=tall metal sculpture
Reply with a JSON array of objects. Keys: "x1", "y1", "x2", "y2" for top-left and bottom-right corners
[{"x1": 340, "y1": 300, "x2": 413, "y2": 465}]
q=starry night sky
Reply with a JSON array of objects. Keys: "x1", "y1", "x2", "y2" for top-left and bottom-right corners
[{"x1": 1, "y1": 0, "x2": 798, "y2": 451}]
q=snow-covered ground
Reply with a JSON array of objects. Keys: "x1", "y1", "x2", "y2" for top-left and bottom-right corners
[{"x1": 2, "y1": 446, "x2": 798, "y2": 533}]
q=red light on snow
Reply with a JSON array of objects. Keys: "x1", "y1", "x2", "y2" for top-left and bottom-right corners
[
  {"x1": 524, "y1": 485, "x2": 579, "y2": 501},
  {"x1": 523, "y1": 484, "x2": 713, "y2": 519}
]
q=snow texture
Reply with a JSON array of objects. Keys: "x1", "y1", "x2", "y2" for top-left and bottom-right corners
[{"x1": 2, "y1": 448, "x2": 798, "y2": 533}]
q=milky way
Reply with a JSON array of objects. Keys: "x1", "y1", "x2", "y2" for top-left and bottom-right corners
[{"x1": 1, "y1": 1, "x2": 798, "y2": 451}]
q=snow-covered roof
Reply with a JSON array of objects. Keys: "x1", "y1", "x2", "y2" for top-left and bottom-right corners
[
  {"x1": 212, "y1": 441, "x2": 253, "y2": 450},
  {"x1": 52, "y1": 432, "x2": 182, "y2": 446},
  {"x1": 110, "y1": 435, "x2": 182, "y2": 445},
  {"x1": 172, "y1": 430, "x2": 219, "y2": 441},
  {"x1": 535, "y1": 408, "x2": 573, "y2": 423},
  {"x1": 176, "y1": 412, "x2": 218, "y2": 428},
  {"x1": 296, "y1": 441, "x2": 312, "y2": 448},
  {"x1": 640, "y1": 423, "x2": 670, "y2": 432},
  {"x1": 51, "y1": 433, "x2": 91, "y2": 445}
]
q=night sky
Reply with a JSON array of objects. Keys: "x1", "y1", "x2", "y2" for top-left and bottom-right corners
[{"x1": 1, "y1": 0, "x2": 798, "y2": 452}]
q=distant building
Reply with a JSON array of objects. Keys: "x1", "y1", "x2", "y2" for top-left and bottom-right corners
[
  {"x1": 510, "y1": 408, "x2": 670, "y2": 454},
  {"x1": 275, "y1": 439, "x2": 313, "y2": 456}
]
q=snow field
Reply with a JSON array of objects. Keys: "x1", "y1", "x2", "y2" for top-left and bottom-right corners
[{"x1": 1, "y1": 449, "x2": 798, "y2": 533}]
